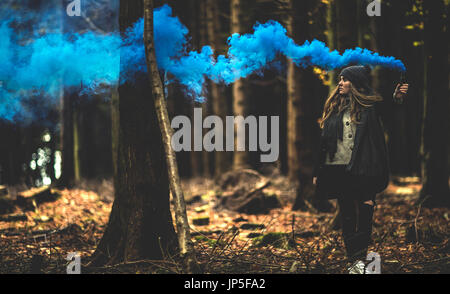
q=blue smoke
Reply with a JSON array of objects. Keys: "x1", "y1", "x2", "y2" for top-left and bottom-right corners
[
  {"x1": 167, "y1": 20, "x2": 406, "y2": 93},
  {"x1": 0, "y1": 3, "x2": 406, "y2": 121}
]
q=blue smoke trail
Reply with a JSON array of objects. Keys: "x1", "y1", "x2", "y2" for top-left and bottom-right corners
[
  {"x1": 107, "y1": 8, "x2": 407, "y2": 98},
  {"x1": 0, "y1": 3, "x2": 406, "y2": 122},
  {"x1": 166, "y1": 19, "x2": 406, "y2": 93}
]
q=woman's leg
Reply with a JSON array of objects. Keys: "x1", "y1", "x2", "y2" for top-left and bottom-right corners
[
  {"x1": 355, "y1": 198, "x2": 376, "y2": 258},
  {"x1": 338, "y1": 196, "x2": 376, "y2": 262},
  {"x1": 337, "y1": 197, "x2": 358, "y2": 260}
]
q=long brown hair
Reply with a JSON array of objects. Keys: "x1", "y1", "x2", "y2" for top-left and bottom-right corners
[{"x1": 318, "y1": 83, "x2": 383, "y2": 129}]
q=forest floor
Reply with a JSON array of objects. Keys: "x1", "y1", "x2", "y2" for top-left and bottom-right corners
[{"x1": 0, "y1": 174, "x2": 448, "y2": 274}]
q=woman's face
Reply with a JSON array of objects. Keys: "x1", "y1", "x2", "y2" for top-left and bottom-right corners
[{"x1": 338, "y1": 76, "x2": 351, "y2": 95}]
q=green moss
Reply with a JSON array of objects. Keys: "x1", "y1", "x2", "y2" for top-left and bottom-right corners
[
  {"x1": 252, "y1": 232, "x2": 295, "y2": 250},
  {"x1": 194, "y1": 235, "x2": 226, "y2": 247}
]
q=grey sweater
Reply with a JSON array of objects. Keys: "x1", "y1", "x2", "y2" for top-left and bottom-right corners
[
  {"x1": 325, "y1": 108, "x2": 356, "y2": 165},
  {"x1": 325, "y1": 93, "x2": 404, "y2": 165}
]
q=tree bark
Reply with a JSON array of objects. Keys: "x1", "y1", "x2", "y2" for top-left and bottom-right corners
[
  {"x1": 288, "y1": 0, "x2": 327, "y2": 212},
  {"x1": 327, "y1": 0, "x2": 358, "y2": 228},
  {"x1": 199, "y1": 0, "x2": 212, "y2": 177},
  {"x1": 73, "y1": 107, "x2": 81, "y2": 182},
  {"x1": 419, "y1": 0, "x2": 450, "y2": 207},
  {"x1": 231, "y1": 0, "x2": 251, "y2": 169},
  {"x1": 188, "y1": 0, "x2": 205, "y2": 178},
  {"x1": 58, "y1": 4, "x2": 83, "y2": 188},
  {"x1": 143, "y1": 0, "x2": 200, "y2": 272},
  {"x1": 206, "y1": 0, "x2": 230, "y2": 176},
  {"x1": 326, "y1": 0, "x2": 337, "y2": 93},
  {"x1": 90, "y1": 0, "x2": 178, "y2": 267},
  {"x1": 58, "y1": 91, "x2": 75, "y2": 187}
]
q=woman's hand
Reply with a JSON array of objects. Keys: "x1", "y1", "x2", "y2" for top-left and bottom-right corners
[
  {"x1": 313, "y1": 177, "x2": 317, "y2": 185},
  {"x1": 394, "y1": 83, "x2": 409, "y2": 99}
]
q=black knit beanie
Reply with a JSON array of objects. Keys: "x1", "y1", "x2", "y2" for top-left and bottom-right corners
[{"x1": 339, "y1": 65, "x2": 374, "y2": 95}]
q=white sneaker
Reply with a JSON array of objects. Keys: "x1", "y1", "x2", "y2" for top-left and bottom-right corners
[{"x1": 348, "y1": 260, "x2": 366, "y2": 274}]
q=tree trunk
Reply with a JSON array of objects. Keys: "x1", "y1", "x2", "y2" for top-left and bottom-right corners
[
  {"x1": 327, "y1": 0, "x2": 358, "y2": 228},
  {"x1": 419, "y1": 0, "x2": 450, "y2": 207},
  {"x1": 326, "y1": 0, "x2": 337, "y2": 93},
  {"x1": 206, "y1": 0, "x2": 230, "y2": 176},
  {"x1": 231, "y1": 0, "x2": 251, "y2": 169},
  {"x1": 288, "y1": 0, "x2": 327, "y2": 212},
  {"x1": 110, "y1": 88, "x2": 119, "y2": 185},
  {"x1": 186, "y1": 0, "x2": 204, "y2": 178},
  {"x1": 73, "y1": 107, "x2": 81, "y2": 182},
  {"x1": 58, "y1": 91, "x2": 75, "y2": 187},
  {"x1": 386, "y1": 0, "x2": 409, "y2": 176},
  {"x1": 89, "y1": 0, "x2": 178, "y2": 267},
  {"x1": 58, "y1": 4, "x2": 83, "y2": 188},
  {"x1": 335, "y1": 0, "x2": 358, "y2": 51},
  {"x1": 199, "y1": 0, "x2": 212, "y2": 177},
  {"x1": 143, "y1": 0, "x2": 200, "y2": 273}
]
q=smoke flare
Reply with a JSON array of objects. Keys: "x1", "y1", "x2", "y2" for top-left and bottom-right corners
[{"x1": 0, "y1": 3, "x2": 406, "y2": 121}]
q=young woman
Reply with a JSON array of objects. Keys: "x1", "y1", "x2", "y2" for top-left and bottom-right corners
[{"x1": 312, "y1": 65, "x2": 409, "y2": 274}]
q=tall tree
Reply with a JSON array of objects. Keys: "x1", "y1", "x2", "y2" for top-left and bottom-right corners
[
  {"x1": 143, "y1": 0, "x2": 199, "y2": 272},
  {"x1": 187, "y1": 0, "x2": 205, "y2": 178},
  {"x1": 206, "y1": 0, "x2": 231, "y2": 176},
  {"x1": 419, "y1": 0, "x2": 449, "y2": 207},
  {"x1": 384, "y1": 0, "x2": 409, "y2": 175},
  {"x1": 231, "y1": 0, "x2": 251, "y2": 169},
  {"x1": 326, "y1": 0, "x2": 337, "y2": 93},
  {"x1": 90, "y1": 0, "x2": 178, "y2": 266},
  {"x1": 58, "y1": 0, "x2": 85, "y2": 187},
  {"x1": 327, "y1": 0, "x2": 358, "y2": 228},
  {"x1": 287, "y1": 0, "x2": 324, "y2": 211},
  {"x1": 58, "y1": 88, "x2": 77, "y2": 187},
  {"x1": 198, "y1": 0, "x2": 212, "y2": 177},
  {"x1": 335, "y1": 0, "x2": 358, "y2": 50}
]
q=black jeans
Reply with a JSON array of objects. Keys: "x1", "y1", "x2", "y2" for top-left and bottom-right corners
[{"x1": 337, "y1": 196, "x2": 375, "y2": 261}]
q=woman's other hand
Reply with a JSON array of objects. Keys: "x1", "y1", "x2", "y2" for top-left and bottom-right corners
[
  {"x1": 394, "y1": 83, "x2": 409, "y2": 99},
  {"x1": 313, "y1": 177, "x2": 317, "y2": 185}
]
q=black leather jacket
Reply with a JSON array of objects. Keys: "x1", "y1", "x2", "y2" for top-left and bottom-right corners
[{"x1": 313, "y1": 103, "x2": 390, "y2": 194}]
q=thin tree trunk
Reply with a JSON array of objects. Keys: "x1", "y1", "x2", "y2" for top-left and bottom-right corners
[
  {"x1": 231, "y1": 0, "x2": 251, "y2": 169},
  {"x1": 143, "y1": 0, "x2": 200, "y2": 273},
  {"x1": 199, "y1": 0, "x2": 212, "y2": 177},
  {"x1": 90, "y1": 0, "x2": 178, "y2": 267},
  {"x1": 73, "y1": 107, "x2": 81, "y2": 182},
  {"x1": 206, "y1": 0, "x2": 230, "y2": 176},
  {"x1": 419, "y1": 0, "x2": 450, "y2": 207},
  {"x1": 326, "y1": 0, "x2": 337, "y2": 94},
  {"x1": 188, "y1": 0, "x2": 203, "y2": 178},
  {"x1": 328, "y1": 0, "x2": 358, "y2": 229},
  {"x1": 59, "y1": 91, "x2": 75, "y2": 187},
  {"x1": 59, "y1": 3, "x2": 83, "y2": 187},
  {"x1": 288, "y1": 0, "x2": 327, "y2": 212}
]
